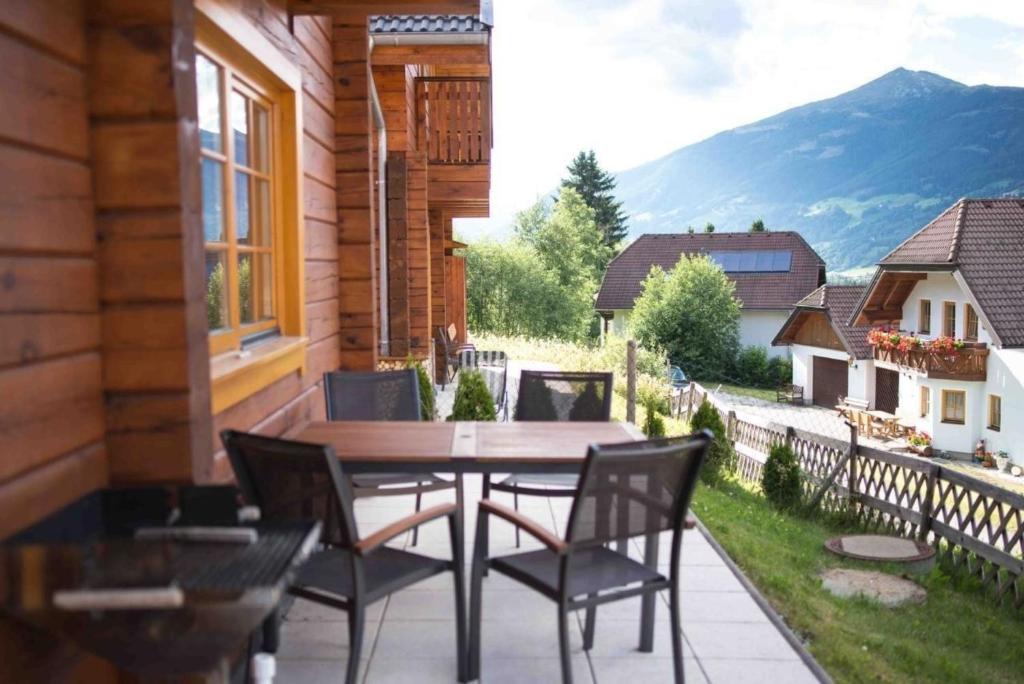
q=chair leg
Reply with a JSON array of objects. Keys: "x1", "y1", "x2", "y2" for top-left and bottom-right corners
[
  {"x1": 481, "y1": 475, "x2": 491, "y2": 577},
  {"x1": 557, "y1": 605, "x2": 574, "y2": 684},
  {"x1": 668, "y1": 581, "x2": 685, "y2": 683},
  {"x1": 583, "y1": 594, "x2": 597, "y2": 651},
  {"x1": 450, "y1": 511, "x2": 469, "y2": 682},
  {"x1": 469, "y1": 512, "x2": 488, "y2": 681},
  {"x1": 513, "y1": 491, "x2": 521, "y2": 548},
  {"x1": 412, "y1": 489, "x2": 423, "y2": 546},
  {"x1": 345, "y1": 601, "x2": 366, "y2": 684}
]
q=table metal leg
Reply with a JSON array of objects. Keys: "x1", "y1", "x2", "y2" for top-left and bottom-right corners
[{"x1": 639, "y1": 529, "x2": 659, "y2": 651}]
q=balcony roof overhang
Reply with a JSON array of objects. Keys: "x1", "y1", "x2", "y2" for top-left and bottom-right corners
[
  {"x1": 851, "y1": 266, "x2": 943, "y2": 326},
  {"x1": 289, "y1": 0, "x2": 482, "y2": 15}
]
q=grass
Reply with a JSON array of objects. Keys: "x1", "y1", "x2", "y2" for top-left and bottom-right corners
[
  {"x1": 693, "y1": 479, "x2": 1024, "y2": 683},
  {"x1": 705, "y1": 382, "x2": 777, "y2": 402}
]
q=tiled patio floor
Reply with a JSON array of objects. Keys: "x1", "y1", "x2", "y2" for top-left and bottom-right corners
[{"x1": 274, "y1": 478, "x2": 822, "y2": 683}]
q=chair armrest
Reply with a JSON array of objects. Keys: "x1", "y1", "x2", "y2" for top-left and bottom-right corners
[
  {"x1": 479, "y1": 499, "x2": 567, "y2": 554},
  {"x1": 353, "y1": 503, "x2": 457, "y2": 556}
]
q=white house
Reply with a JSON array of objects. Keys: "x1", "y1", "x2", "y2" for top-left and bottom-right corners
[
  {"x1": 595, "y1": 232, "x2": 826, "y2": 357},
  {"x1": 772, "y1": 285, "x2": 876, "y2": 409},
  {"x1": 845, "y1": 198, "x2": 1024, "y2": 462}
]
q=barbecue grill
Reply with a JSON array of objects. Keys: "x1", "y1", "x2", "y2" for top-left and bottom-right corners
[{"x1": 0, "y1": 487, "x2": 319, "y2": 680}]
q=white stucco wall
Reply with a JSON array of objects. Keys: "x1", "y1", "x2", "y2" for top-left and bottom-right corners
[
  {"x1": 790, "y1": 343, "x2": 873, "y2": 406},
  {"x1": 740, "y1": 310, "x2": 791, "y2": 358},
  {"x1": 889, "y1": 273, "x2": 1022, "y2": 462}
]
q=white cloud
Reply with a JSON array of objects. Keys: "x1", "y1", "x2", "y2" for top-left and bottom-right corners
[{"x1": 466, "y1": 0, "x2": 1024, "y2": 237}]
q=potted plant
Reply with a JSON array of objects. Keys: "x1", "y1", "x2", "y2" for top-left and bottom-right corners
[
  {"x1": 982, "y1": 452, "x2": 997, "y2": 469},
  {"x1": 994, "y1": 451, "x2": 1010, "y2": 472},
  {"x1": 907, "y1": 431, "x2": 932, "y2": 457}
]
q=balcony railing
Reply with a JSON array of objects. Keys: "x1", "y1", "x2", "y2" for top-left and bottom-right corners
[
  {"x1": 416, "y1": 77, "x2": 491, "y2": 164},
  {"x1": 873, "y1": 344, "x2": 989, "y2": 381}
]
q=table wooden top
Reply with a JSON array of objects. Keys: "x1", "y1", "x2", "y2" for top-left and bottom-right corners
[{"x1": 294, "y1": 421, "x2": 643, "y2": 464}]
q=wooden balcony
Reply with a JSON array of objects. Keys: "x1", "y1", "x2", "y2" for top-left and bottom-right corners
[
  {"x1": 416, "y1": 77, "x2": 491, "y2": 165},
  {"x1": 873, "y1": 344, "x2": 989, "y2": 381}
]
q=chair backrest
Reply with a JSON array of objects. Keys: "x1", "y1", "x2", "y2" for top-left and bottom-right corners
[
  {"x1": 221, "y1": 430, "x2": 358, "y2": 548},
  {"x1": 323, "y1": 369, "x2": 421, "y2": 421},
  {"x1": 564, "y1": 432, "x2": 711, "y2": 550},
  {"x1": 447, "y1": 323, "x2": 458, "y2": 344},
  {"x1": 459, "y1": 350, "x2": 508, "y2": 404},
  {"x1": 667, "y1": 365, "x2": 686, "y2": 388},
  {"x1": 515, "y1": 370, "x2": 613, "y2": 422}
]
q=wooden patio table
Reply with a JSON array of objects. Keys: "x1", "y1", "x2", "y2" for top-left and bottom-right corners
[{"x1": 293, "y1": 420, "x2": 663, "y2": 652}]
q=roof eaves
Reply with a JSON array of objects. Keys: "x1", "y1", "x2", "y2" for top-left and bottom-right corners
[
  {"x1": 951, "y1": 268, "x2": 1004, "y2": 348},
  {"x1": 947, "y1": 198, "x2": 967, "y2": 263}
]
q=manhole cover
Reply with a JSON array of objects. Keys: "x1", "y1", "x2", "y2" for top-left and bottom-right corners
[
  {"x1": 824, "y1": 534, "x2": 935, "y2": 573},
  {"x1": 820, "y1": 568, "x2": 926, "y2": 607}
]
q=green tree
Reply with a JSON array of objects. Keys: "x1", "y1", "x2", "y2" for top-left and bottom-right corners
[
  {"x1": 687, "y1": 225, "x2": 695, "y2": 234},
  {"x1": 750, "y1": 218, "x2": 766, "y2": 232},
  {"x1": 447, "y1": 370, "x2": 497, "y2": 421},
  {"x1": 561, "y1": 150, "x2": 628, "y2": 251},
  {"x1": 630, "y1": 255, "x2": 741, "y2": 379},
  {"x1": 704, "y1": 222, "x2": 716, "y2": 233}
]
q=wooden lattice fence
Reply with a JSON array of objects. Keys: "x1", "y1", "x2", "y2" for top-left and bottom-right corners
[{"x1": 679, "y1": 381, "x2": 1024, "y2": 608}]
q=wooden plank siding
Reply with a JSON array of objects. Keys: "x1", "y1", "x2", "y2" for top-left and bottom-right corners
[
  {"x1": 407, "y1": 151, "x2": 431, "y2": 351},
  {"x1": 89, "y1": 0, "x2": 213, "y2": 484},
  {"x1": 334, "y1": 18, "x2": 378, "y2": 369},
  {"x1": 429, "y1": 208, "x2": 448, "y2": 378},
  {"x1": 386, "y1": 152, "x2": 411, "y2": 356},
  {"x1": 0, "y1": 1, "x2": 108, "y2": 539},
  {"x1": 210, "y1": 4, "x2": 339, "y2": 479}
]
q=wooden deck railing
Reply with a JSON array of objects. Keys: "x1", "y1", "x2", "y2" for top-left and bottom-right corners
[
  {"x1": 873, "y1": 344, "x2": 988, "y2": 381},
  {"x1": 679, "y1": 381, "x2": 1024, "y2": 609},
  {"x1": 416, "y1": 77, "x2": 492, "y2": 165}
]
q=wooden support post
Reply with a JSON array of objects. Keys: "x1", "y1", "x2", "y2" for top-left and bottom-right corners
[
  {"x1": 386, "y1": 152, "x2": 410, "y2": 356},
  {"x1": 847, "y1": 420, "x2": 859, "y2": 504},
  {"x1": 686, "y1": 381, "x2": 695, "y2": 423},
  {"x1": 918, "y1": 464, "x2": 940, "y2": 542},
  {"x1": 626, "y1": 340, "x2": 637, "y2": 424}
]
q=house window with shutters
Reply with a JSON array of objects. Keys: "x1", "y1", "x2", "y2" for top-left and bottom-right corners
[
  {"x1": 918, "y1": 299, "x2": 931, "y2": 335},
  {"x1": 965, "y1": 304, "x2": 979, "y2": 341},
  {"x1": 941, "y1": 389, "x2": 966, "y2": 425}
]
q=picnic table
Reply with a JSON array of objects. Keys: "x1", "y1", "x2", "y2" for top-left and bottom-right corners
[
  {"x1": 866, "y1": 410, "x2": 901, "y2": 438},
  {"x1": 292, "y1": 420, "x2": 665, "y2": 651}
]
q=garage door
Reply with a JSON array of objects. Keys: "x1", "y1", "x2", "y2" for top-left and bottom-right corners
[{"x1": 812, "y1": 356, "x2": 848, "y2": 408}]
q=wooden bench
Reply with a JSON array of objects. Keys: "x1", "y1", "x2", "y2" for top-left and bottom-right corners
[{"x1": 776, "y1": 384, "x2": 804, "y2": 405}]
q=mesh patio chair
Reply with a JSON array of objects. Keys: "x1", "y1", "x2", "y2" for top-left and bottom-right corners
[
  {"x1": 221, "y1": 430, "x2": 467, "y2": 684},
  {"x1": 469, "y1": 431, "x2": 711, "y2": 683},
  {"x1": 323, "y1": 369, "x2": 459, "y2": 546},
  {"x1": 483, "y1": 371, "x2": 613, "y2": 549},
  {"x1": 458, "y1": 350, "x2": 509, "y2": 420}
]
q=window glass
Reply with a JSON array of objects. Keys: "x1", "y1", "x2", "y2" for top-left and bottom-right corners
[
  {"x1": 943, "y1": 302, "x2": 956, "y2": 337},
  {"x1": 989, "y1": 395, "x2": 1001, "y2": 431},
  {"x1": 201, "y1": 157, "x2": 225, "y2": 242},
  {"x1": 252, "y1": 103, "x2": 270, "y2": 173},
  {"x1": 919, "y1": 300, "x2": 931, "y2": 334},
  {"x1": 235, "y1": 170, "x2": 251, "y2": 244},
  {"x1": 920, "y1": 387, "x2": 930, "y2": 417},
  {"x1": 197, "y1": 54, "x2": 222, "y2": 152},
  {"x1": 231, "y1": 90, "x2": 250, "y2": 167},
  {"x1": 205, "y1": 251, "x2": 229, "y2": 330},
  {"x1": 965, "y1": 304, "x2": 978, "y2": 340},
  {"x1": 942, "y1": 390, "x2": 965, "y2": 424}
]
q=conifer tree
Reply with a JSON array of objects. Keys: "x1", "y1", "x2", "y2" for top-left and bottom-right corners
[
  {"x1": 750, "y1": 218, "x2": 766, "y2": 232},
  {"x1": 561, "y1": 150, "x2": 629, "y2": 250}
]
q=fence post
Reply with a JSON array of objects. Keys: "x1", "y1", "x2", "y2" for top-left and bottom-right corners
[
  {"x1": 726, "y1": 410, "x2": 737, "y2": 443},
  {"x1": 685, "y1": 381, "x2": 695, "y2": 422},
  {"x1": 626, "y1": 340, "x2": 637, "y2": 424},
  {"x1": 847, "y1": 421, "x2": 858, "y2": 503},
  {"x1": 784, "y1": 426, "x2": 795, "y2": 451},
  {"x1": 918, "y1": 464, "x2": 939, "y2": 542}
]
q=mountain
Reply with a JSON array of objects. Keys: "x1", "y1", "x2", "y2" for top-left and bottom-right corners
[{"x1": 613, "y1": 68, "x2": 1024, "y2": 271}]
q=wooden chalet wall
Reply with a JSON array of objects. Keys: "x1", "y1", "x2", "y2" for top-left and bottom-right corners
[
  {"x1": 334, "y1": 17, "x2": 378, "y2": 370},
  {"x1": 788, "y1": 311, "x2": 845, "y2": 352},
  {"x1": 209, "y1": 2, "x2": 340, "y2": 479},
  {"x1": 430, "y1": 209, "x2": 448, "y2": 364},
  {"x1": 386, "y1": 152, "x2": 410, "y2": 355},
  {"x1": 0, "y1": 0, "x2": 107, "y2": 540}
]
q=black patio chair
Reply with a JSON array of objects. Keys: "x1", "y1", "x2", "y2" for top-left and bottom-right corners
[
  {"x1": 458, "y1": 350, "x2": 509, "y2": 420},
  {"x1": 468, "y1": 431, "x2": 711, "y2": 683},
  {"x1": 222, "y1": 430, "x2": 467, "y2": 684},
  {"x1": 483, "y1": 370, "x2": 613, "y2": 548},
  {"x1": 324, "y1": 369, "x2": 459, "y2": 546}
]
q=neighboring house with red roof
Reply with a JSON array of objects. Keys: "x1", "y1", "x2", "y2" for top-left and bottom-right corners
[
  {"x1": 772, "y1": 285, "x2": 875, "y2": 409},
  {"x1": 845, "y1": 198, "x2": 1024, "y2": 462},
  {"x1": 595, "y1": 232, "x2": 826, "y2": 357}
]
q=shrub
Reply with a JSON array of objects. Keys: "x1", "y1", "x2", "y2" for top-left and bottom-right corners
[
  {"x1": 642, "y1": 397, "x2": 666, "y2": 438},
  {"x1": 735, "y1": 346, "x2": 770, "y2": 387},
  {"x1": 766, "y1": 355, "x2": 792, "y2": 388},
  {"x1": 636, "y1": 376, "x2": 671, "y2": 416},
  {"x1": 406, "y1": 357, "x2": 436, "y2": 421},
  {"x1": 689, "y1": 399, "x2": 733, "y2": 485},
  {"x1": 762, "y1": 443, "x2": 802, "y2": 510},
  {"x1": 448, "y1": 370, "x2": 497, "y2": 421}
]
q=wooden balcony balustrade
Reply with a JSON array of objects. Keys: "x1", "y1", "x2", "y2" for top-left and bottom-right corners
[
  {"x1": 873, "y1": 343, "x2": 989, "y2": 381},
  {"x1": 416, "y1": 77, "x2": 491, "y2": 164}
]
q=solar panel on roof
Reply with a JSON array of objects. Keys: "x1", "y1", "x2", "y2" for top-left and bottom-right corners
[{"x1": 708, "y1": 250, "x2": 791, "y2": 272}]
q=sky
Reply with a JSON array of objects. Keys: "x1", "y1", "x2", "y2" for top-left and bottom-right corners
[{"x1": 457, "y1": 0, "x2": 1024, "y2": 238}]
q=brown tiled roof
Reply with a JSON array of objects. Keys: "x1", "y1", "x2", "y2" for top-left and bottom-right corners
[
  {"x1": 369, "y1": 15, "x2": 488, "y2": 33},
  {"x1": 789, "y1": 285, "x2": 873, "y2": 359},
  {"x1": 873, "y1": 198, "x2": 1024, "y2": 347},
  {"x1": 595, "y1": 232, "x2": 825, "y2": 311}
]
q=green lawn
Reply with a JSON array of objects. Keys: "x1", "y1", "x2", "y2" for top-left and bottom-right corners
[
  {"x1": 702, "y1": 382, "x2": 777, "y2": 402},
  {"x1": 692, "y1": 480, "x2": 1024, "y2": 684}
]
